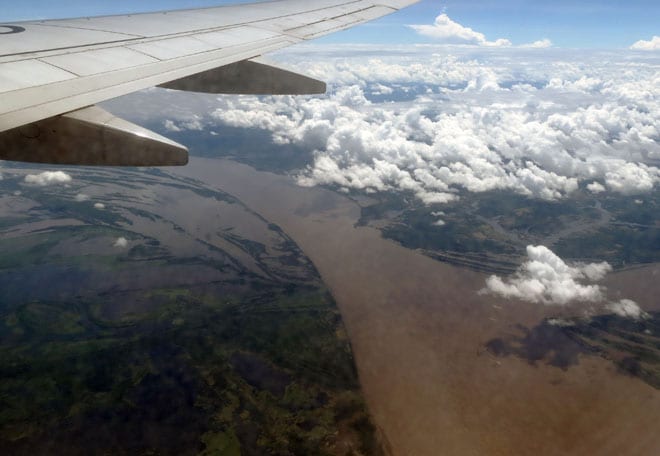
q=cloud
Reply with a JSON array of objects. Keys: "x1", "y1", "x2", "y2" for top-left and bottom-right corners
[
  {"x1": 481, "y1": 245, "x2": 612, "y2": 305},
  {"x1": 113, "y1": 237, "x2": 128, "y2": 248},
  {"x1": 547, "y1": 318, "x2": 575, "y2": 327},
  {"x1": 630, "y1": 36, "x2": 660, "y2": 51},
  {"x1": 482, "y1": 246, "x2": 647, "y2": 318},
  {"x1": 606, "y1": 299, "x2": 648, "y2": 320},
  {"x1": 163, "y1": 119, "x2": 182, "y2": 132},
  {"x1": 521, "y1": 39, "x2": 553, "y2": 49},
  {"x1": 409, "y1": 14, "x2": 550, "y2": 49},
  {"x1": 163, "y1": 116, "x2": 203, "y2": 132},
  {"x1": 155, "y1": 47, "x2": 658, "y2": 205},
  {"x1": 24, "y1": 171, "x2": 72, "y2": 186},
  {"x1": 94, "y1": 203, "x2": 105, "y2": 210},
  {"x1": 371, "y1": 83, "x2": 394, "y2": 95},
  {"x1": 605, "y1": 162, "x2": 656, "y2": 195},
  {"x1": 74, "y1": 193, "x2": 90, "y2": 202},
  {"x1": 586, "y1": 182, "x2": 606, "y2": 193},
  {"x1": 410, "y1": 13, "x2": 511, "y2": 47}
]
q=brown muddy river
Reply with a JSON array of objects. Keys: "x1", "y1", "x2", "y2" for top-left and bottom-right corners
[{"x1": 174, "y1": 158, "x2": 660, "y2": 456}]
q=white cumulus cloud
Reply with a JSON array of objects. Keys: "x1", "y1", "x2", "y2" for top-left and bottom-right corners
[
  {"x1": 163, "y1": 119, "x2": 182, "y2": 132},
  {"x1": 482, "y1": 246, "x2": 647, "y2": 318},
  {"x1": 371, "y1": 83, "x2": 394, "y2": 95},
  {"x1": 113, "y1": 237, "x2": 128, "y2": 248},
  {"x1": 630, "y1": 36, "x2": 660, "y2": 51},
  {"x1": 547, "y1": 318, "x2": 575, "y2": 327},
  {"x1": 482, "y1": 245, "x2": 612, "y2": 305},
  {"x1": 586, "y1": 182, "x2": 606, "y2": 193},
  {"x1": 521, "y1": 39, "x2": 553, "y2": 49},
  {"x1": 410, "y1": 13, "x2": 512, "y2": 47},
  {"x1": 74, "y1": 193, "x2": 90, "y2": 202},
  {"x1": 163, "y1": 115, "x2": 203, "y2": 132},
  {"x1": 94, "y1": 203, "x2": 105, "y2": 210},
  {"x1": 606, "y1": 299, "x2": 648, "y2": 320},
  {"x1": 605, "y1": 162, "x2": 656, "y2": 195},
  {"x1": 138, "y1": 47, "x2": 658, "y2": 206},
  {"x1": 24, "y1": 171, "x2": 72, "y2": 186}
]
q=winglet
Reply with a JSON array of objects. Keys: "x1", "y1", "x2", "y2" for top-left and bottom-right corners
[
  {"x1": 0, "y1": 106, "x2": 188, "y2": 166},
  {"x1": 159, "y1": 57, "x2": 326, "y2": 95}
]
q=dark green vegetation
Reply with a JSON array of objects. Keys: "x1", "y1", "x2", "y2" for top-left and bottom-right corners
[
  {"x1": 0, "y1": 166, "x2": 380, "y2": 455},
  {"x1": 486, "y1": 312, "x2": 660, "y2": 390},
  {"x1": 0, "y1": 287, "x2": 376, "y2": 455},
  {"x1": 356, "y1": 188, "x2": 659, "y2": 273}
]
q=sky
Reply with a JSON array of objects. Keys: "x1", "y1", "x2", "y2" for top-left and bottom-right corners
[{"x1": 0, "y1": 0, "x2": 658, "y2": 49}]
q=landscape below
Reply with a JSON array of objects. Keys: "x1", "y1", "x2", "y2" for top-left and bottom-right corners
[
  {"x1": 1, "y1": 110, "x2": 658, "y2": 454},
  {"x1": 161, "y1": 124, "x2": 660, "y2": 275},
  {"x1": 0, "y1": 167, "x2": 380, "y2": 455}
]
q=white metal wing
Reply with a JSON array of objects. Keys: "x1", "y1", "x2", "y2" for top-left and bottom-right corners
[{"x1": 0, "y1": 0, "x2": 419, "y2": 166}]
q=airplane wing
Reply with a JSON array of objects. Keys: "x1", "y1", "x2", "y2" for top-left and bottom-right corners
[{"x1": 0, "y1": 0, "x2": 419, "y2": 166}]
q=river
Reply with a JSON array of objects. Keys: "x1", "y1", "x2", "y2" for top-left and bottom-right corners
[{"x1": 174, "y1": 157, "x2": 660, "y2": 456}]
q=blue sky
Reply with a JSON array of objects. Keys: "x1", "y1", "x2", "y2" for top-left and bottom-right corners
[{"x1": 0, "y1": 0, "x2": 657, "y2": 48}]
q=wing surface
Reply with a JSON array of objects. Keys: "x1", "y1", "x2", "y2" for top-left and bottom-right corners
[{"x1": 0, "y1": 0, "x2": 419, "y2": 165}]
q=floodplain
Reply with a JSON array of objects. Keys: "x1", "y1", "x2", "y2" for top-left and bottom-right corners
[{"x1": 177, "y1": 158, "x2": 660, "y2": 456}]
